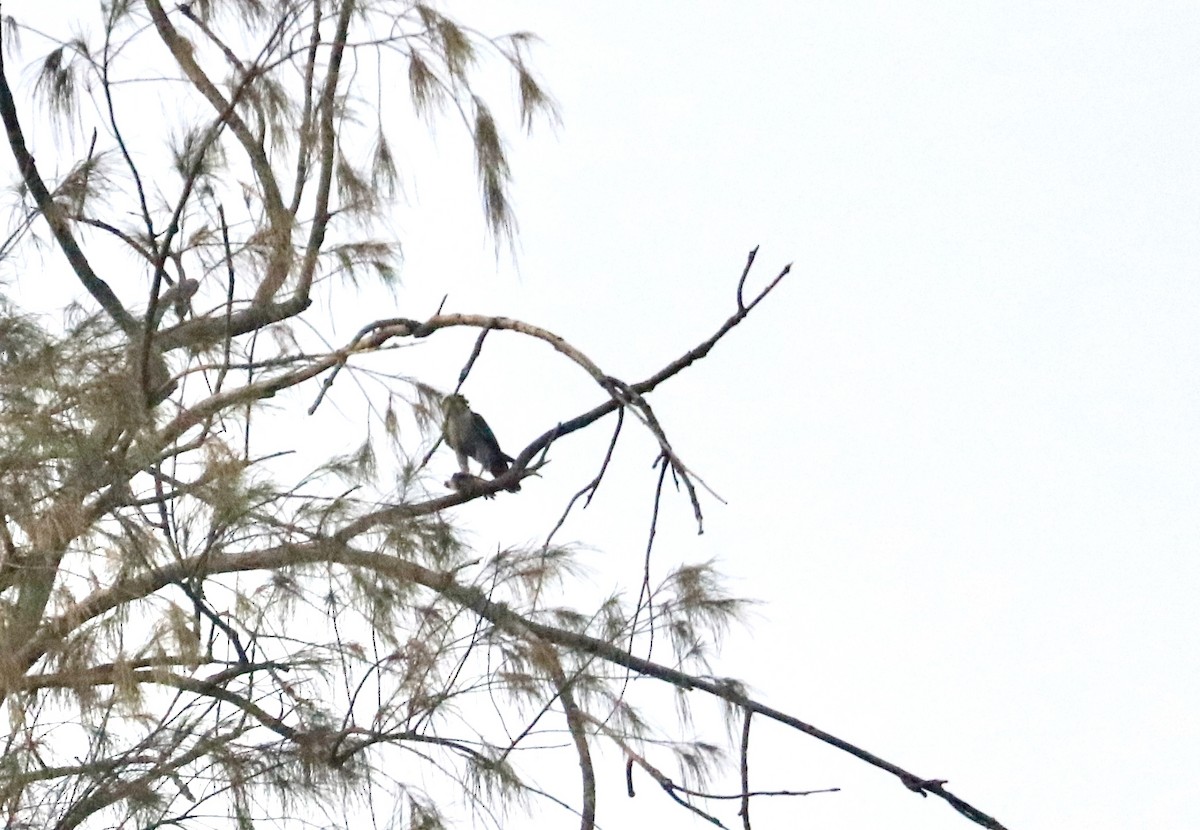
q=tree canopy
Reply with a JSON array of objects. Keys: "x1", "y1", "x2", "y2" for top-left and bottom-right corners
[{"x1": 0, "y1": 3, "x2": 1005, "y2": 829}]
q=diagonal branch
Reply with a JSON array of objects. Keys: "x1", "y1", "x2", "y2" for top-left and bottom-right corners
[
  {"x1": 144, "y1": 0, "x2": 293, "y2": 305},
  {"x1": 542, "y1": 644, "x2": 596, "y2": 830},
  {"x1": 0, "y1": 33, "x2": 136, "y2": 333},
  {"x1": 23, "y1": 543, "x2": 1006, "y2": 830},
  {"x1": 318, "y1": 251, "x2": 792, "y2": 526},
  {"x1": 291, "y1": 0, "x2": 355, "y2": 304}
]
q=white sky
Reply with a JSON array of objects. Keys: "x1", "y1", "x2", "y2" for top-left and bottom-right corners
[
  {"x1": 399, "y1": 4, "x2": 1200, "y2": 829},
  {"x1": 4, "y1": 2, "x2": 1199, "y2": 829}
]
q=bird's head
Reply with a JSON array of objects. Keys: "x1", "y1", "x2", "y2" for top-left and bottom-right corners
[{"x1": 441, "y1": 394, "x2": 470, "y2": 419}]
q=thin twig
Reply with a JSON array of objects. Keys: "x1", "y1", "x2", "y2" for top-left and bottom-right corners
[
  {"x1": 542, "y1": 409, "x2": 624, "y2": 550},
  {"x1": 456, "y1": 326, "x2": 491, "y2": 389},
  {"x1": 213, "y1": 204, "x2": 237, "y2": 396},
  {"x1": 739, "y1": 709, "x2": 752, "y2": 830},
  {"x1": 736, "y1": 246, "x2": 758, "y2": 312}
]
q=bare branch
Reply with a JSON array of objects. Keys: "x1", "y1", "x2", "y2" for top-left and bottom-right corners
[
  {"x1": 544, "y1": 646, "x2": 596, "y2": 830},
  {"x1": 144, "y1": 0, "x2": 293, "y2": 304},
  {"x1": 0, "y1": 28, "x2": 136, "y2": 333},
  {"x1": 739, "y1": 709, "x2": 752, "y2": 830},
  {"x1": 291, "y1": 0, "x2": 355, "y2": 304}
]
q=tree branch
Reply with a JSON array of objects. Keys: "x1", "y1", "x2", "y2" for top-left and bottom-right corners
[
  {"x1": 543, "y1": 645, "x2": 596, "y2": 830},
  {"x1": 144, "y1": 0, "x2": 293, "y2": 305},
  {"x1": 0, "y1": 33, "x2": 136, "y2": 333},
  {"x1": 290, "y1": 0, "x2": 354, "y2": 304},
  {"x1": 21, "y1": 542, "x2": 1007, "y2": 830}
]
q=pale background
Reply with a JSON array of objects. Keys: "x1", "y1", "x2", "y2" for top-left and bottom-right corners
[
  {"x1": 4, "y1": 2, "x2": 1199, "y2": 829},
  {"x1": 393, "y1": 5, "x2": 1200, "y2": 827}
]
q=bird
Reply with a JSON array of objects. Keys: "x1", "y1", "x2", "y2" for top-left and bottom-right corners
[
  {"x1": 441, "y1": 393, "x2": 521, "y2": 492},
  {"x1": 151, "y1": 278, "x2": 199, "y2": 325}
]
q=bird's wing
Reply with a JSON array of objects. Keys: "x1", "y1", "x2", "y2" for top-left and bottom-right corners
[{"x1": 470, "y1": 412, "x2": 502, "y2": 451}]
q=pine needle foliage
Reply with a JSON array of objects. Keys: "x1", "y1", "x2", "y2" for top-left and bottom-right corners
[
  {"x1": 0, "y1": 3, "x2": 729, "y2": 826},
  {"x1": 0, "y1": 4, "x2": 912, "y2": 830}
]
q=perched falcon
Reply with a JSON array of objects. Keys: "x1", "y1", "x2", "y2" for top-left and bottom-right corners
[{"x1": 441, "y1": 394, "x2": 521, "y2": 492}]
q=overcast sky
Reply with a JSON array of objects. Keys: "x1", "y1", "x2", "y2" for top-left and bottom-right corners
[
  {"x1": 395, "y1": 4, "x2": 1199, "y2": 829},
  {"x1": 4, "y1": 2, "x2": 1199, "y2": 829}
]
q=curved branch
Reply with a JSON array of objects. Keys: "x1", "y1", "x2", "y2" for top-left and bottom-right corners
[
  {"x1": 156, "y1": 295, "x2": 311, "y2": 351},
  {"x1": 56, "y1": 730, "x2": 244, "y2": 830},
  {"x1": 586, "y1": 709, "x2": 727, "y2": 828},
  {"x1": 320, "y1": 253, "x2": 790, "y2": 525},
  {"x1": 20, "y1": 662, "x2": 297, "y2": 740}
]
